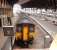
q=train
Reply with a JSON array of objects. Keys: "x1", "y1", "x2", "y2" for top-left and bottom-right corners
[{"x1": 14, "y1": 17, "x2": 35, "y2": 48}]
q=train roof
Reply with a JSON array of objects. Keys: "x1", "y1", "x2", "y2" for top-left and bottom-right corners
[
  {"x1": 19, "y1": 19, "x2": 32, "y2": 24},
  {"x1": 18, "y1": 17, "x2": 34, "y2": 24}
]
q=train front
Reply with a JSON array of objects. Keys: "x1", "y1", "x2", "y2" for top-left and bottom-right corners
[{"x1": 14, "y1": 18, "x2": 35, "y2": 48}]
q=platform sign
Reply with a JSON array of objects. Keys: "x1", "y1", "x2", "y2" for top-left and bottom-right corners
[{"x1": 3, "y1": 26, "x2": 14, "y2": 36}]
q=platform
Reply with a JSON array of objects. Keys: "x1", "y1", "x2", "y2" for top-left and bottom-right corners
[{"x1": 0, "y1": 28, "x2": 8, "y2": 50}]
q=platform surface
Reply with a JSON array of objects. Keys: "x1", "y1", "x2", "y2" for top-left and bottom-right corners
[{"x1": 0, "y1": 28, "x2": 8, "y2": 49}]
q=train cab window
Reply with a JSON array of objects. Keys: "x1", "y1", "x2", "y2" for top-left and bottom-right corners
[
  {"x1": 16, "y1": 24, "x2": 22, "y2": 32},
  {"x1": 30, "y1": 27, "x2": 34, "y2": 32},
  {"x1": 18, "y1": 26, "x2": 22, "y2": 32},
  {"x1": 29, "y1": 24, "x2": 34, "y2": 32}
]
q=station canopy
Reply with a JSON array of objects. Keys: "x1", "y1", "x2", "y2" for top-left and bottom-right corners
[{"x1": 6, "y1": 0, "x2": 57, "y2": 9}]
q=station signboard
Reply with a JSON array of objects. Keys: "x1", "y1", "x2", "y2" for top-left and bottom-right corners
[{"x1": 3, "y1": 26, "x2": 14, "y2": 36}]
